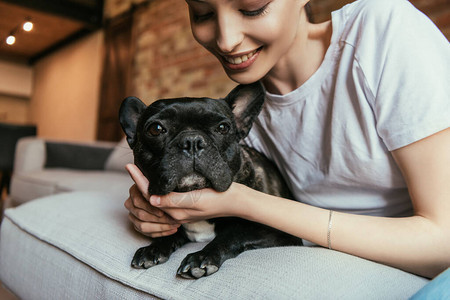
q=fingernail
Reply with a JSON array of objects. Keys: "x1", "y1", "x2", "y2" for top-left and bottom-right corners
[{"x1": 151, "y1": 195, "x2": 161, "y2": 206}]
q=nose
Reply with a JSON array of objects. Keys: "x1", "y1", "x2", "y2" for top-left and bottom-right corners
[
  {"x1": 179, "y1": 133, "x2": 206, "y2": 157},
  {"x1": 216, "y1": 14, "x2": 243, "y2": 53}
]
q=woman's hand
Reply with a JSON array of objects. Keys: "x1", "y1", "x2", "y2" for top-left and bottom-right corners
[
  {"x1": 124, "y1": 164, "x2": 181, "y2": 238},
  {"x1": 148, "y1": 184, "x2": 240, "y2": 223},
  {"x1": 125, "y1": 163, "x2": 242, "y2": 233}
]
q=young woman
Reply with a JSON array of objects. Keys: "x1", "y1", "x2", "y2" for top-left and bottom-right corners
[{"x1": 124, "y1": 0, "x2": 450, "y2": 279}]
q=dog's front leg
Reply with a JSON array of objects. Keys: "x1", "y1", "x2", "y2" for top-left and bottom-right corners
[
  {"x1": 131, "y1": 230, "x2": 189, "y2": 269},
  {"x1": 176, "y1": 233, "x2": 233, "y2": 279},
  {"x1": 177, "y1": 219, "x2": 302, "y2": 279}
]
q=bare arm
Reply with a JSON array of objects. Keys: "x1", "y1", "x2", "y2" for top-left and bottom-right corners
[
  {"x1": 232, "y1": 128, "x2": 450, "y2": 278},
  {"x1": 139, "y1": 128, "x2": 450, "y2": 278}
]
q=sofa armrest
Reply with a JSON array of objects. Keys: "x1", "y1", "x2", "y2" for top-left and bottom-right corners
[{"x1": 13, "y1": 137, "x2": 46, "y2": 174}]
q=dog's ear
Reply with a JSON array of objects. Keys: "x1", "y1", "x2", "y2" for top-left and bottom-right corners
[
  {"x1": 224, "y1": 82, "x2": 265, "y2": 139},
  {"x1": 119, "y1": 96, "x2": 147, "y2": 148}
]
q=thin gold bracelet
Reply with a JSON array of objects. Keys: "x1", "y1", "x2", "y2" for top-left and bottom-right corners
[{"x1": 327, "y1": 210, "x2": 334, "y2": 250}]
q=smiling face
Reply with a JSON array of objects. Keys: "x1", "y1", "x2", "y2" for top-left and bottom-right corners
[{"x1": 186, "y1": 0, "x2": 309, "y2": 84}]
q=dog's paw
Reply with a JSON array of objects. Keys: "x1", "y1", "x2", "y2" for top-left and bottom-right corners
[
  {"x1": 177, "y1": 252, "x2": 220, "y2": 279},
  {"x1": 131, "y1": 245, "x2": 170, "y2": 269}
]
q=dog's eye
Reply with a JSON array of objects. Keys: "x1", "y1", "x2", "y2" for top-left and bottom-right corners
[
  {"x1": 216, "y1": 123, "x2": 230, "y2": 135},
  {"x1": 148, "y1": 123, "x2": 166, "y2": 136}
]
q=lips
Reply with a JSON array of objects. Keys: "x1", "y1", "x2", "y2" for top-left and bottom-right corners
[{"x1": 221, "y1": 47, "x2": 262, "y2": 70}]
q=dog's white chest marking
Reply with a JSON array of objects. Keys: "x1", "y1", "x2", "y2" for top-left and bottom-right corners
[{"x1": 182, "y1": 221, "x2": 216, "y2": 242}]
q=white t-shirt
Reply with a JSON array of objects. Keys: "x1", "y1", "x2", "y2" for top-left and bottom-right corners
[{"x1": 244, "y1": 0, "x2": 450, "y2": 217}]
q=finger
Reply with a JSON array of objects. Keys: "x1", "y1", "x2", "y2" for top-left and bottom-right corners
[
  {"x1": 126, "y1": 164, "x2": 150, "y2": 199},
  {"x1": 150, "y1": 189, "x2": 205, "y2": 209},
  {"x1": 150, "y1": 192, "x2": 187, "y2": 208},
  {"x1": 128, "y1": 214, "x2": 180, "y2": 236},
  {"x1": 125, "y1": 196, "x2": 177, "y2": 224},
  {"x1": 147, "y1": 229, "x2": 180, "y2": 238},
  {"x1": 133, "y1": 224, "x2": 179, "y2": 238},
  {"x1": 129, "y1": 185, "x2": 164, "y2": 218},
  {"x1": 131, "y1": 206, "x2": 178, "y2": 224}
]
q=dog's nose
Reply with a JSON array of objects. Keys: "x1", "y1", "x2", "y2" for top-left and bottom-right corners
[{"x1": 179, "y1": 134, "x2": 206, "y2": 157}]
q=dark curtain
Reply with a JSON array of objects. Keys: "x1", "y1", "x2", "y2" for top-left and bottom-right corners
[{"x1": 96, "y1": 10, "x2": 134, "y2": 142}]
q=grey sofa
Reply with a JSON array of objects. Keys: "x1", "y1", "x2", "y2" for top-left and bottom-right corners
[
  {"x1": 0, "y1": 138, "x2": 431, "y2": 299},
  {"x1": 7, "y1": 137, "x2": 134, "y2": 206}
]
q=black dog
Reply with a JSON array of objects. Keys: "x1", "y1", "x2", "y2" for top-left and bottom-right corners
[{"x1": 119, "y1": 83, "x2": 302, "y2": 279}]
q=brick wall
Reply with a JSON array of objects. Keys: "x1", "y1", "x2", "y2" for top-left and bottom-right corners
[
  {"x1": 130, "y1": 0, "x2": 236, "y2": 103},
  {"x1": 104, "y1": 0, "x2": 450, "y2": 103}
]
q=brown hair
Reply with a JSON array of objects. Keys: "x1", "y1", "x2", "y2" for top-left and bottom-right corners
[{"x1": 305, "y1": 3, "x2": 313, "y2": 22}]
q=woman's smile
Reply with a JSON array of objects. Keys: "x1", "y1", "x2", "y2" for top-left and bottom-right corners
[{"x1": 221, "y1": 47, "x2": 263, "y2": 70}]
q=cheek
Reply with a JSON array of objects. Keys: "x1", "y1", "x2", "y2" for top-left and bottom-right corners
[
  {"x1": 251, "y1": 22, "x2": 282, "y2": 45},
  {"x1": 191, "y1": 24, "x2": 215, "y2": 49},
  {"x1": 252, "y1": 7, "x2": 299, "y2": 47}
]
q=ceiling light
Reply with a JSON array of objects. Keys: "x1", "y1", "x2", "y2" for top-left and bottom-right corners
[
  {"x1": 6, "y1": 35, "x2": 16, "y2": 45},
  {"x1": 23, "y1": 21, "x2": 33, "y2": 32}
]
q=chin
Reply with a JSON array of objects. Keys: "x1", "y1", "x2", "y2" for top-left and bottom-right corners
[{"x1": 225, "y1": 70, "x2": 265, "y2": 85}]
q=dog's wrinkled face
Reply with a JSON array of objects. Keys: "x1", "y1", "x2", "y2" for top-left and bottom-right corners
[
  {"x1": 130, "y1": 98, "x2": 240, "y2": 195},
  {"x1": 119, "y1": 83, "x2": 264, "y2": 195}
]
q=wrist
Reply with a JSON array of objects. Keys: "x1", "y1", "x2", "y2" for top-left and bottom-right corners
[{"x1": 226, "y1": 182, "x2": 259, "y2": 220}]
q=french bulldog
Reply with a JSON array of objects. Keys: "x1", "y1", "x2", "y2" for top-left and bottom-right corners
[{"x1": 119, "y1": 82, "x2": 302, "y2": 279}]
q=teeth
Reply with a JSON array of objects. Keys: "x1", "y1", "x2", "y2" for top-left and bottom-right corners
[{"x1": 224, "y1": 50, "x2": 257, "y2": 65}]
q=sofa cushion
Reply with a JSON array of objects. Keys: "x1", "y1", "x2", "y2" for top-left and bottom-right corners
[
  {"x1": 10, "y1": 170, "x2": 133, "y2": 205},
  {"x1": 0, "y1": 192, "x2": 429, "y2": 299},
  {"x1": 45, "y1": 142, "x2": 114, "y2": 170}
]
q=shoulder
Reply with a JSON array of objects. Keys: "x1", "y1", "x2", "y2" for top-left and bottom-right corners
[
  {"x1": 334, "y1": 0, "x2": 445, "y2": 57},
  {"x1": 342, "y1": 0, "x2": 417, "y2": 21},
  {"x1": 336, "y1": 0, "x2": 425, "y2": 42}
]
